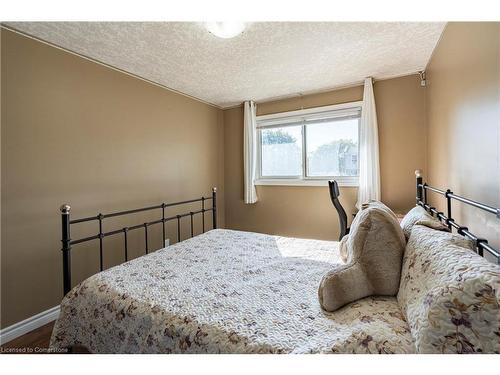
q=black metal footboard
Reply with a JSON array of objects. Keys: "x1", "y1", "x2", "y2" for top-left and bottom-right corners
[{"x1": 60, "y1": 188, "x2": 217, "y2": 296}]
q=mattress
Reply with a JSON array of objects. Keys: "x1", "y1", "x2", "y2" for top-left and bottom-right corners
[{"x1": 50, "y1": 229, "x2": 415, "y2": 353}]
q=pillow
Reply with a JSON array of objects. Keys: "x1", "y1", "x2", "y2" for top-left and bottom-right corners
[
  {"x1": 318, "y1": 201, "x2": 406, "y2": 312},
  {"x1": 361, "y1": 200, "x2": 400, "y2": 221},
  {"x1": 400, "y1": 205, "x2": 449, "y2": 239},
  {"x1": 397, "y1": 225, "x2": 500, "y2": 353}
]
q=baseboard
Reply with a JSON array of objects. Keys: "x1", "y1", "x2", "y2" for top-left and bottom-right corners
[{"x1": 0, "y1": 305, "x2": 60, "y2": 345}]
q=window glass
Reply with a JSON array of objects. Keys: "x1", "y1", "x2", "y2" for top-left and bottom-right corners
[
  {"x1": 260, "y1": 126, "x2": 302, "y2": 177},
  {"x1": 306, "y1": 118, "x2": 359, "y2": 177}
]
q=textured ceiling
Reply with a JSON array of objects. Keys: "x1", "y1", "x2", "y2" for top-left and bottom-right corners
[{"x1": 5, "y1": 22, "x2": 445, "y2": 108}]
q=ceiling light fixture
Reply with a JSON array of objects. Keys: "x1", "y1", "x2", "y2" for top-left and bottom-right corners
[{"x1": 205, "y1": 22, "x2": 246, "y2": 39}]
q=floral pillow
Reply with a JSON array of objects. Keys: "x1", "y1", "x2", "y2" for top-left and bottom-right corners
[
  {"x1": 397, "y1": 225, "x2": 500, "y2": 353},
  {"x1": 400, "y1": 205, "x2": 449, "y2": 239}
]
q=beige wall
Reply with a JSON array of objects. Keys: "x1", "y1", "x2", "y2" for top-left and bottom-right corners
[
  {"x1": 1, "y1": 30, "x2": 224, "y2": 328},
  {"x1": 426, "y1": 22, "x2": 500, "y2": 250},
  {"x1": 224, "y1": 74, "x2": 426, "y2": 240}
]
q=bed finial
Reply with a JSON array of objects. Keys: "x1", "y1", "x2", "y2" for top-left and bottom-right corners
[
  {"x1": 60, "y1": 204, "x2": 71, "y2": 214},
  {"x1": 415, "y1": 169, "x2": 422, "y2": 178}
]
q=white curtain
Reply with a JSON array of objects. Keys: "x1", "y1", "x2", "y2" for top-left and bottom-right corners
[
  {"x1": 243, "y1": 101, "x2": 258, "y2": 204},
  {"x1": 357, "y1": 77, "x2": 381, "y2": 208}
]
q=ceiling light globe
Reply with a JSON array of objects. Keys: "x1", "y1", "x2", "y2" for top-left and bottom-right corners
[{"x1": 205, "y1": 22, "x2": 246, "y2": 39}]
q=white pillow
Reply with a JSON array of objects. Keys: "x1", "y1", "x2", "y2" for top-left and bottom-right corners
[{"x1": 400, "y1": 205, "x2": 449, "y2": 239}]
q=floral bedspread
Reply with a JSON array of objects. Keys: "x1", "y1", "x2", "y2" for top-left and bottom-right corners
[{"x1": 50, "y1": 229, "x2": 414, "y2": 353}]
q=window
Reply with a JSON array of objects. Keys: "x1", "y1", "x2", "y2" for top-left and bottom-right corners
[{"x1": 256, "y1": 102, "x2": 361, "y2": 186}]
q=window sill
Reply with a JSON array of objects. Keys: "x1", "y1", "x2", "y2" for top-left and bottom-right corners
[{"x1": 254, "y1": 178, "x2": 359, "y2": 187}]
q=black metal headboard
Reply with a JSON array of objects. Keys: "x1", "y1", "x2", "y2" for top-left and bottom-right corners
[
  {"x1": 415, "y1": 170, "x2": 500, "y2": 264},
  {"x1": 60, "y1": 188, "x2": 217, "y2": 296}
]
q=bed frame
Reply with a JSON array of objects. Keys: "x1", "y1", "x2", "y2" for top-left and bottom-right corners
[
  {"x1": 59, "y1": 171, "x2": 500, "y2": 297},
  {"x1": 415, "y1": 170, "x2": 500, "y2": 264},
  {"x1": 60, "y1": 188, "x2": 217, "y2": 296}
]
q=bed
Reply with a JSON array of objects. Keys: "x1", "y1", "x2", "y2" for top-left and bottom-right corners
[
  {"x1": 51, "y1": 229, "x2": 413, "y2": 353},
  {"x1": 50, "y1": 173, "x2": 500, "y2": 353},
  {"x1": 52, "y1": 229, "x2": 413, "y2": 353}
]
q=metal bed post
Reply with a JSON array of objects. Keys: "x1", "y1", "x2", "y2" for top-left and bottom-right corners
[
  {"x1": 60, "y1": 204, "x2": 72, "y2": 296},
  {"x1": 415, "y1": 169, "x2": 423, "y2": 205},
  {"x1": 176, "y1": 215, "x2": 181, "y2": 242},
  {"x1": 161, "y1": 203, "x2": 166, "y2": 244},
  {"x1": 144, "y1": 223, "x2": 149, "y2": 254},
  {"x1": 123, "y1": 227, "x2": 129, "y2": 261},
  {"x1": 212, "y1": 187, "x2": 217, "y2": 229},
  {"x1": 201, "y1": 197, "x2": 205, "y2": 232},
  {"x1": 445, "y1": 189, "x2": 453, "y2": 229},
  {"x1": 98, "y1": 214, "x2": 104, "y2": 271}
]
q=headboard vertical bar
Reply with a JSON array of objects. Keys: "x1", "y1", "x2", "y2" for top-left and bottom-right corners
[
  {"x1": 177, "y1": 215, "x2": 181, "y2": 242},
  {"x1": 161, "y1": 203, "x2": 166, "y2": 244},
  {"x1": 123, "y1": 228, "x2": 128, "y2": 261},
  {"x1": 212, "y1": 187, "x2": 217, "y2": 229},
  {"x1": 98, "y1": 214, "x2": 104, "y2": 271},
  {"x1": 201, "y1": 197, "x2": 205, "y2": 233},
  {"x1": 190, "y1": 212, "x2": 194, "y2": 237},
  {"x1": 61, "y1": 204, "x2": 72, "y2": 296},
  {"x1": 477, "y1": 241, "x2": 485, "y2": 257},
  {"x1": 415, "y1": 170, "x2": 423, "y2": 205},
  {"x1": 445, "y1": 189, "x2": 453, "y2": 229},
  {"x1": 144, "y1": 223, "x2": 149, "y2": 254}
]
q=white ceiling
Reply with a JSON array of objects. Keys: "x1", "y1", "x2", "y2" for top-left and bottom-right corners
[{"x1": 5, "y1": 22, "x2": 445, "y2": 108}]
